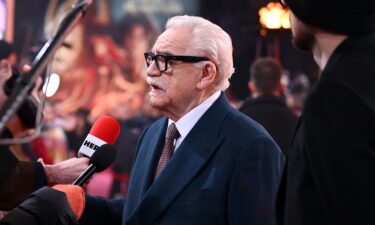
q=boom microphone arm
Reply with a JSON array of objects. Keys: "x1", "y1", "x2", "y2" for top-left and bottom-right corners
[{"x1": 0, "y1": 0, "x2": 93, "y2": 136}]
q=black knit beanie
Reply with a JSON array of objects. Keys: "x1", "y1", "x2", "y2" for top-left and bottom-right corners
[{"x1": 284, "y1": 0, "x2": 375, "y2": 35}]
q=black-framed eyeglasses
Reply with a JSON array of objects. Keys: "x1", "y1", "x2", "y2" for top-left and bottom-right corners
[{"x1": 144, "y1": 51, "x2": 210, "y2": 72}]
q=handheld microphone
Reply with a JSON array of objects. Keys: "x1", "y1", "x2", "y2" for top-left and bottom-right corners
[
  {"x1": 73, "y1": 144, "x2": 116, "y2": 186},
  {"x1": 78, "y1": 115, "x2": 120, "y2": 157}
]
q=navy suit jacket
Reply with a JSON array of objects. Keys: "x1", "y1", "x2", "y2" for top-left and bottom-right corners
[{"x1": 80, "y1": 93, "x2": 284, "y2": 225}]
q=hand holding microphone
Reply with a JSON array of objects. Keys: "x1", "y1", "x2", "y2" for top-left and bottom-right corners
[
  {"x1": 46, "y1": 144, "x2": 117, "y2": 221},
  {"x1": 41, "y1": 157, "x2": 90, "y2": 185},
  {"x1": 0, "y1": 121, "x2": 119, "y2": 224},
  {"x1": 41, "y1": 115, "x2": 120, "y2": 185},
  {"x1": 23, "y1": 115, "x2": 119, "y2": 222}
]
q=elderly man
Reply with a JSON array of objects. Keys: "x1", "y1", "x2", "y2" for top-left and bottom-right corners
[
  {"x1": 276, "y1": 0, "x2": 375, "y2": 225},
  {"x1": 80, "y1": 15, "x2": 284, "y2": 225}
]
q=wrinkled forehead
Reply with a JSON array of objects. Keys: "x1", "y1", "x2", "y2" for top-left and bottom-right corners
[{"x1": 152, "y1": 28, "x2": 193, "y2": 55}]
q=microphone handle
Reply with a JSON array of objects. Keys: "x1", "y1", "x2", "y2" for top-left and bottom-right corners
[{"x1": 72, "y1": 164, "x2": 97, "y2": 186}]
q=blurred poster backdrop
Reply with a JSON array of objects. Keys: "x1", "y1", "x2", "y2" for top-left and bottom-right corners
[
  {"x1": 42, "y1": 0, "x2": 199, "y2": 123},
  {"x1": 111, "y1": 0, "x2": 199, "y2": 25}
]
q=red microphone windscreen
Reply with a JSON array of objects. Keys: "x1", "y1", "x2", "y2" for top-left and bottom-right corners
[{"x1": 90, "y1": 115, "x2": 120, "y2": 144}]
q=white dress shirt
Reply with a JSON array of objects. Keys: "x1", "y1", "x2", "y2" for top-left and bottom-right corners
[{"x1": 168, "y1": 91, "x2": 221, "y2": 151}]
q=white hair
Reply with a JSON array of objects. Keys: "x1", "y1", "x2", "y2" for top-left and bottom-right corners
[{"x1": 165, "y1": 15, "x2": 235, "y2": 91}]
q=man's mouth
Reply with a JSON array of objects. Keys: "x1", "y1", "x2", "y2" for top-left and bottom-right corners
[
  {"x1": 147, "y1": 78, "x2": 166, "y2": 92},
  {"x1": 150, "y1": 83, "x2": 162, "y2": 91}
]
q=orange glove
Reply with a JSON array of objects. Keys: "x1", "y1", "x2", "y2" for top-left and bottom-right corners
[{"x1": 53, "y1": 184, "x2": 86, "y2": 219}]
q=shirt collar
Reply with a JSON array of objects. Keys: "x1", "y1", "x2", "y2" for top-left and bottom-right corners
[{"x1": 168, "y1": 91, "x2": 221, "y2": 140}]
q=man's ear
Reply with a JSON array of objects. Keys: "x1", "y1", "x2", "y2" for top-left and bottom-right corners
[{"x1": 197, "y1": 62, "x2": 216, "y2": 90}]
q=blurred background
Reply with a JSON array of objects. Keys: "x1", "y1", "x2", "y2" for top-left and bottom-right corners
[{"x1": 0, "y1": 0, "x2": 316, "y2": 198}]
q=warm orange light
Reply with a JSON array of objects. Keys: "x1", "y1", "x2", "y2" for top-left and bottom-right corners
[{"x1": 259, "y1": 2, "x2": 290, "y2": 30}]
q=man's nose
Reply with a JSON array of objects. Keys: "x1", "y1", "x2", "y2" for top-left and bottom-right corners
[{"x1": 146, "y1": 61, "x2": 161, "y2": 77}]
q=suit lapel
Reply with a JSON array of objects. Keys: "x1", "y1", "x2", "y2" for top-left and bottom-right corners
[
  {"x1": 126, "y1": 94, "x2": 231, "y2": 225},
  {"x1": 124, "y1": 118, "x2": 168, "y2": 217},
  {"x1": 139, "y1": 120, "x2": 168, "y2": 194}
]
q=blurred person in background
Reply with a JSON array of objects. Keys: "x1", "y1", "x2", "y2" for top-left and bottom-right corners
[
  {"x1": 240, "y1": 57, "x2": 298, "y2": 154},
  {"x1": 284, "y1": 73, "x2": 310, "y2": 117}
]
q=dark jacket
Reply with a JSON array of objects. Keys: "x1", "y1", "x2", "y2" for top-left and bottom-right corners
[
  {"x1": 239, "y1": 95, "x2": 298, "y2": 154},
  {"x1": 0, "y1": 187, "x2": 77, "y2": 225},
  {"x1": 276, "y1": 34, "x2": 375, "y2": 225},
  {"x1": 80, "y1": 93, "x2": 284, "y2": 225},
  {"x1": 0, "y1": 130, "x2": 46, "y2": 210}
]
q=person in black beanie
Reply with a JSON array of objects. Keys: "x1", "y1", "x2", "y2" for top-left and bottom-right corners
[{"x1": 276, "y1": 0, "x2": 375, "y2": 225}]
